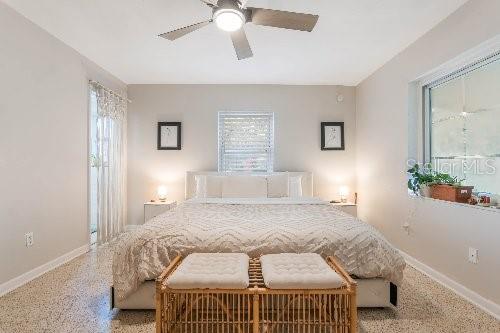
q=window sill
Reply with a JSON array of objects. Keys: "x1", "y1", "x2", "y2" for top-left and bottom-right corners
[{"x1": 409, "y1": 193, "x2": 500, "y2": 214}]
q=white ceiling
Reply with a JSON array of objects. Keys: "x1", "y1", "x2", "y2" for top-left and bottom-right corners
[{"x1": 3, "y1": 0, "x2": 468, "y2": 85}]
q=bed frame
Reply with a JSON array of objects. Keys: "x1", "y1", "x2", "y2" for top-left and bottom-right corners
[
  {"x1": 112, "y1": 171, "x2": 399, "y2": 310},
  {"x1": 111, "y1": 280, "x2": 397, "y2": 310}
]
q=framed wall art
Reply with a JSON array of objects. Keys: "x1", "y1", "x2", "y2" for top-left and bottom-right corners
[
  {"x1": 158, "y1": 122, "x2": 181, "y2": 150},
  {"x1": 321, "y1": 122, "x2": 345, "y2": 150}
]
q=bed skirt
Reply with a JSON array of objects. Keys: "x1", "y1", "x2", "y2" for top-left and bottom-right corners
[{"x1": 111, "y1": 279, "x2": 397, "y2": 310}]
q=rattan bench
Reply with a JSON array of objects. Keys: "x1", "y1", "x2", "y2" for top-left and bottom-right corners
[{"x1": 156, "y1": 255, "x2": 357, "y2": 333}]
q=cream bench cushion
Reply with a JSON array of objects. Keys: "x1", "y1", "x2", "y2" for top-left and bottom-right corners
[
  {"x1": 260, "y1": 253, "x2": 344, "y2": 289},
  {"x1": 166, "y1": 253, "x2": 250, "y2": 290}
]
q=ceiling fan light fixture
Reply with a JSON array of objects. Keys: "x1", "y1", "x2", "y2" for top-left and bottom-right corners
[
  {"x1": 159, "y1": 0, "x2": 319, "y2": 60},
  {"x1": 213, "y1": 9, "x2": 245, "y2": 32}
]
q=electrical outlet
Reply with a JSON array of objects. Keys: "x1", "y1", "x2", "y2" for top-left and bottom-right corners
[
  {"x1": 468, "y1": 247, "x2": 478, "y2": 264},
  {"x1": 25, "y1": 232, "x2": 34, "y2": 247},
  {"x1": 402, "y1": 222, "x2": 410, "y2": 235}
]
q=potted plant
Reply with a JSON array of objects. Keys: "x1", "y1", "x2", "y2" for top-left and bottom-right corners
[
  {"x1": 407, "y1": 164, "x2": 434, "y2": 197},
  {"x1": 407, "y1": 164, "x2": 473, "y2": 203},
  {"x1": 429, "y1": 173, "x2": 473, "y2": 203}
]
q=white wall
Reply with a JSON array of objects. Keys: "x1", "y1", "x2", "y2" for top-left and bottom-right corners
[
  {"x1": 127, "y1": 85, "x2": 356, "y2": 225},
  {"x1": 356, "y1": 0, "x2": 500, "y2": 306},
  {"x1": 0, "y1": 3, "x2": 125, "y2": 288}
]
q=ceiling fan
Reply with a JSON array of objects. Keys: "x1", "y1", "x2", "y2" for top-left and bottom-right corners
[{"x1": 159, "y1": 0, "x2": 319, "y2": 60}]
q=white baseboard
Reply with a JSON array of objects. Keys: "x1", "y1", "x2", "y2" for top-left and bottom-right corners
[
  {"x1": 400, "y1": 250, "x2": 500, "y2": 320},
  {"x1": 0, "y1": 244, "x2": 90, "y2": 297}
]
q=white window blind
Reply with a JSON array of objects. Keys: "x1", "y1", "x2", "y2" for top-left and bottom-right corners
[{"x1": 218, "y1": 112, "x2": 274, "y2": 172}]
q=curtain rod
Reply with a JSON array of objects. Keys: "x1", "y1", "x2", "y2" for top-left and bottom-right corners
[{"x1": 89, "y1": 80, "x2": 131, "y2": 103}]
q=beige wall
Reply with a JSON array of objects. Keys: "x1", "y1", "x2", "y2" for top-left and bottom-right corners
[
  {"x1": 356, "y1": 0, "x2": 500, "y2": 305},
  {"x1": 0, "y1": 3, "x2": 125, "y2": 286},
  {"x1": 127, "y1": 85, "x2": 356, "y2": 225}
]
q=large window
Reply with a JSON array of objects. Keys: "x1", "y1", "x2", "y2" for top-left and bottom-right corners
[
  {"x1": 218, "y1": 111, "x2": 274, "y2": 172},
  {"x1": 424, "y1": 53, "x2": 500, "y2": 195}
]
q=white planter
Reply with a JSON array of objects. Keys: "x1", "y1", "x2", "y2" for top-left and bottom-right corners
[{"x1": 419, "y1": 185, "x2": 431, "y2": 197}]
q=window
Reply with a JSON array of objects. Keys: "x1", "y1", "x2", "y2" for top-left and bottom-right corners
[
  {"x1": 218, "y1": 112, "x2": 274, "y2": 172},
  {"x1": 424, "y1": 52, "x2": 500, "y2": 195}
]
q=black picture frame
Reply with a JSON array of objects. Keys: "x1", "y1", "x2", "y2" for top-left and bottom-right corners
[
  {"x1": 157, "y1": 122, "x2": 182, "y2": 150},
  {"x1": 321, "y1": 122, "x2": 345, "y2": 151}
]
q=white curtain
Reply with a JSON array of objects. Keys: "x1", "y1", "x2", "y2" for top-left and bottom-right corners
[{"x1": 90, "y1": 82, "x2": 127, "y2": 245}]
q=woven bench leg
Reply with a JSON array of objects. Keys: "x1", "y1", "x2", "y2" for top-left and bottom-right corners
[
  {"x1": 155, "y1": 286, "x2": 163, "y2": 333},
  {"x1": 253, "y1": 293, "x2": 259, "y2": 333},
  {"x1": 350, "y1": 285, "x2": 358, "y2": 333}
]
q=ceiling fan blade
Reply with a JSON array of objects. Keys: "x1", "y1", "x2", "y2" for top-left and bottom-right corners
[
  {"x1": 230, "y1": 28, "x2": 253, "y2": 60},
  {"x1": 199, "y1": 0, "x2": 216, "y2": 8},
  {"x1": 248, "y1": 8, "x2": 319, "y2": 32},
  {"x1": 159, "y1": 20, "x2": 212, "y2": 41}
]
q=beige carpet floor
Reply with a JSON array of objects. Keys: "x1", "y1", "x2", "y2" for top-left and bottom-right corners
[{"x1": 0, "y1": 244, "x2": 499, "y2": 333}]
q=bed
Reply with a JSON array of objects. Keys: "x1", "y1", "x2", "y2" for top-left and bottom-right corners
[{"x1": 111, "y1": 172, "x2": 405, "y2": 309}]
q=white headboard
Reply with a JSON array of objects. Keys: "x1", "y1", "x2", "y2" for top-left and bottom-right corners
[{"x1": 185, "y1": 171, "x2": 313, "y2": 200}]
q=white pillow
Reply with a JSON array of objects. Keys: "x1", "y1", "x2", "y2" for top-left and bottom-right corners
[
  {"x1": 206, "y1": 176, "x2": 223, "y2": 198},
  {"x1": 289, "y1": 176, "x2": 303, "y2": 197},
  {"x1": 194, "y1": 175, "x2": 224, "y2": 198},
  {"x1": 267, "y1": 174, "x2": 289, "y2": 198},
  {"x1": 194, "y1": 175, "x2": 207, "y2": 198},
  {"x1": 222, "y1": 176, "x2": 268, "y2": 198}
]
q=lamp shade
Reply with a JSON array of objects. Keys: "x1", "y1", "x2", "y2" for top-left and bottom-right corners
[
  {"x1": 339, "y1": 186, "x2": 350, "y2": 197},
  {"x1": 158, "y1": 185, "x2": 168, "y2": 201}
]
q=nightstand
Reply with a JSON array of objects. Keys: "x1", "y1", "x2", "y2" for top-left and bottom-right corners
[
  {"x1": 144, "y1": 201, "x2": 177, "y2": 223},
  {"x1": 330, "y1": 202, "x2": 357, "y2": 217}
]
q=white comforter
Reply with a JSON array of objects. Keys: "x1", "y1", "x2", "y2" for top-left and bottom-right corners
[{"x1": 112, "y1": 198, "x2": 405, "y2": 300}]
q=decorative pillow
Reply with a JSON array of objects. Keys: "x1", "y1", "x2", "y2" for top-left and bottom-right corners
[
  {"x1": 267, "y1": 174, "x2": 289, "y2": 198},
  {"x1": 194, "y1": 175, "x2": 207, "y2": 198},
  {"x1": 206, "y1": 176, "x2": 224, "y2": 198},
  {"x1": 221, "y1": 176, "x2": 268, "y2": 198},
  {"x1": 289, "y1": 176, "x2": 303, "y2": 197},
  {"x1": 194, "y1": 175, "x2": 224, "y2": 198}
]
